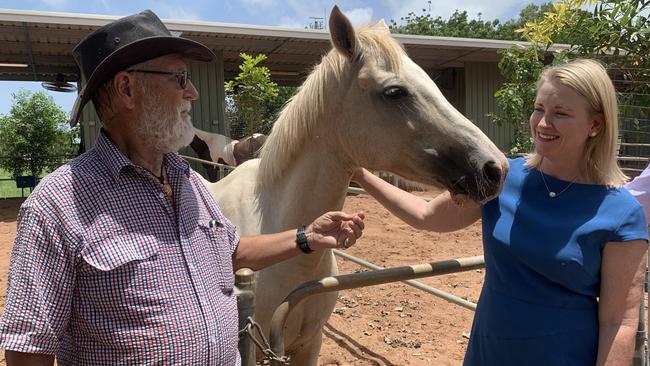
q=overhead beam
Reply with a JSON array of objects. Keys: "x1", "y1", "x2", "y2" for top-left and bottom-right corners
[{"x1": 21, "y1": 22, "x2": 37, "y2": 81}]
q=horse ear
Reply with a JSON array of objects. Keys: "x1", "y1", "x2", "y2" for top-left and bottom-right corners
[
  {"x1": 329, "y1": 5, "x2": 357, "y2": 60},
  {"x1": 375, "y1": 19, "x2": 389, "y2": 30}
]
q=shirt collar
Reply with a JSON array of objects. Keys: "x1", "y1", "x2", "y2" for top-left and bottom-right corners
[
  {"x1": 164, "y1": 150, "x2": 191, "y2": 178},
  {"x1": 95, "y1": 128, "x2": 192, "y2": 181},
  {"x1": 95, "y1": 129, "x2": 133, "y2": 182}
]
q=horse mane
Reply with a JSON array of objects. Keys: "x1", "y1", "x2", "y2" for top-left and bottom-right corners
[{"x1": 257, "y1": 24, "x2": 405, "y2": 185}]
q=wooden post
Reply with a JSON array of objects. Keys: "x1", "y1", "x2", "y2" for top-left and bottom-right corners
[{"x1": 236, "y1": 268, "x2": 256, "y2": 366}]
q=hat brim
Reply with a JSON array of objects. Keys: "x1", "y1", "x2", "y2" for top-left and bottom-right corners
[{"x1": 69, "y1": 36, "x2": 215, "y2": 126}]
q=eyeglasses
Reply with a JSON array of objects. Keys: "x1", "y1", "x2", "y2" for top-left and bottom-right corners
[{"x1": 126, "y1": 69, "x2": 190, "y2": 89}]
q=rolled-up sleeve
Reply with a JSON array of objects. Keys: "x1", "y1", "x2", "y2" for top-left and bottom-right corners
[{"x1": 0, "y1": 205, "x2": 76, "y2": 354}]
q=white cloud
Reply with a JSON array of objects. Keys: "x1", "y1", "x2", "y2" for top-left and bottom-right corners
[
  {"x1": 344, "y1": 7, "x2": 374, "y2": 26},
  {"x1": 155, "y1": 4, "x2": 201, "y2": 21}
]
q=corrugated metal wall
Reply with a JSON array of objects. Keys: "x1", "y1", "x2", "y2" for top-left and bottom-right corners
[
  {"x1": 464, "y1": 62, "x2": 513, "y2": 151},
  {"x1": 78, "y1": 51, "x2": 225, "y2": 176}
]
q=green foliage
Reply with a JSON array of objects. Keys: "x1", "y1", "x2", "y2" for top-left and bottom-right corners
[
  {"x1": 390, "y1": 1, "x2": 554, "y2": 41},
  {"x1": 520, "y1": 0, "x2": 649, "y2": 58},
  {"x1": 258, "y1": 85, "x2": 297, "y2": 134},
  {"x1": 0, "y1": 90, "x2": 78, "y2": 178},
  {"x1": 488, "y1": 47, "x2": 546, "y2": 155},
  {"x1": 491, "y1": 0, "x2": 649, "y2": 154},
  {"x1": 225, "y1": 53, "x2": 282, "y2": 137}
]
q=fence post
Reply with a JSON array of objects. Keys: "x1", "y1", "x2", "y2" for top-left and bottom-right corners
[
  {"x1": 236, "y1": 268, "x2": 256, "y2": 366},
  {"x1": 634, "y1": 288, "x2": 646, "y2": 366}
]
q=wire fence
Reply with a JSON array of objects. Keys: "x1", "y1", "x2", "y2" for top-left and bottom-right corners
[
  {"x1": 611, "y1": 59, "x2": 650, "y2": 176},
  {"x1": 0, "y1": 155, "x2": 75, "y2": 199}
]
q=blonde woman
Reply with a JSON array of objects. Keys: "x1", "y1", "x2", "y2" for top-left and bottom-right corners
[{"x1": 353, "y1": 59, "x2": 648, "y2": 365}]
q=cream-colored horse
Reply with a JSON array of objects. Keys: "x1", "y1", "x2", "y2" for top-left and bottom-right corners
[{"x1": 205, "y1": 6, "x2": 508, "y2": 365}]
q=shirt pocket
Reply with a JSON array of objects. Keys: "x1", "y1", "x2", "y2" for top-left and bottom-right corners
[
  {"x1": 79, "y1": 231, "x2": 162, "y2": 298},
  {"x1": 197, "y1": 219, "x2": 235, "y2": 294},
  {"x1": 81, "y1": 231, "x2": 159, "y2": 271},
  {"x1": 77, "y1": 232, "x2": 168, "y2": 344}
]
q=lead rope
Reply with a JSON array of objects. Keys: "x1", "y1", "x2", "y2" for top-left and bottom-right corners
[{"x1": 238, "y1": 316, "x2": 290, "y2": 365}]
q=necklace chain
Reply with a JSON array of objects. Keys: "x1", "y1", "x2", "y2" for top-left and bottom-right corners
[
  {"x1": 539, "y1": 168, "x2": 578, "y2": 198},
  {"x1": 142, "y1": 162, "x2": 173, "y2": 198},
  {"x1": 143, "y1": 163, "x2": 165, "y2": 184}
]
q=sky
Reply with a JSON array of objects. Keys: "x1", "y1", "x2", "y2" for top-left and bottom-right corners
[{"x1": 0, "y1": 0, "x2": 546, "y2": 116}]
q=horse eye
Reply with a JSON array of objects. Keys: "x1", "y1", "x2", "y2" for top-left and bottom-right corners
[{"x1": 383, "y1": 86, "x2": 408, "y2": 99}]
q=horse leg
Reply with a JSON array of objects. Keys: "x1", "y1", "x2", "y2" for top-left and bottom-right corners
[{"x1": 288, "y1": 331, "x2": 323, "y2": 366}]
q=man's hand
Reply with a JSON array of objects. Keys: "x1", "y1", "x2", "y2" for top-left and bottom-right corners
[{"x1": 307, "y1": 211, "x2": 365, "y2": 250}]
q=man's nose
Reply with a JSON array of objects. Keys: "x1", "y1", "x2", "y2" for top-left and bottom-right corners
[{"x1": 184, "y1": 80, "x2": 199, "y2": 100}]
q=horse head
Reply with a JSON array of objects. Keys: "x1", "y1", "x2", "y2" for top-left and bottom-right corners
[
  {"x1": 233, "y1": 133, "x2": 268, "y2": 165},
  {"x1": 302, "y1": 6, "x2": 508, "y2": 202}
]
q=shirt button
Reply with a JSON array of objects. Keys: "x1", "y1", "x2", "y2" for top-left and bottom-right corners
[
  {"x1": 210, "y1": 335, "x2": 217, "y2": 344},
  {"x1": 188, "y1": 263, "x2": 196, "y2": 271}
]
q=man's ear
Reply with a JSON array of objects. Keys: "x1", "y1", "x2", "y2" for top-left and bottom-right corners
[{"x1": 113, "y1": 71, "x2": 137, "y2": 109}]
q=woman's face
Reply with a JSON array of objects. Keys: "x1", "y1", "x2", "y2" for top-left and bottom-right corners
[{"x1": 530, "y1": 80, "x2": 600, "y2": 165}]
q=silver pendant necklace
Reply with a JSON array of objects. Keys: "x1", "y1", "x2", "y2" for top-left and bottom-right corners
[{"x1": 539, "y1": 168, "x2": 578, "y2": 198}]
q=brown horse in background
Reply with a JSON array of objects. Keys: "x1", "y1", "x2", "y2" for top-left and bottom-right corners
[{"x1": 190, "y1": 128, "x2": 267, "y2": 182}]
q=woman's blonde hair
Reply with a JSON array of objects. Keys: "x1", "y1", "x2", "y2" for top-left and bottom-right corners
[{"x1": 526, "y1": 58, "x2": 626, "y2": 187}]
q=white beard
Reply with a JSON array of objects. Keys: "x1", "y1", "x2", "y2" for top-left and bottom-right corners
[{"x1": 135, "y1": 93, "x2": 194, "y2": 153}]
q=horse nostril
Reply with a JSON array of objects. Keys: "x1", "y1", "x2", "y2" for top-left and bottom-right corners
[{"x1": 483, "y1": 160, "x2": 502, "y2": 186}]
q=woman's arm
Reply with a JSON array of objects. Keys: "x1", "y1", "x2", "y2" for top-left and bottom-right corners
[
  {"x1": 352, "y1": 168, "x2": 481, "y2": 232},
  {"x1": 597, "y1": 240, "x2": 648, "y2": 366}
]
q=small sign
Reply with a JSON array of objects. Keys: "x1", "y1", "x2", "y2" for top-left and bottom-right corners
[{"x1": 15, "y1": 175, "x2": 36, "y2": 189}]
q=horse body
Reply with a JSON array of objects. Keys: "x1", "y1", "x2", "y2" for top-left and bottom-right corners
[
  {"x1": 211, "y1": 133, "x2": 351, "y2": 363},
  {"x1": 191, "y1": 128, "x2": 267, "y2": 182},
  {"x1": 204, "y1": 6, "x2": 508, "y2": 365},
  {"x1": 192, "y1": 128, "x2": 237, "y2": 166}
]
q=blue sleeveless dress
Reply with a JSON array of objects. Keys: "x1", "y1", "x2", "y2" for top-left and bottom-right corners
[{"x1": 463, "y1": 158, "x2": 648, "y2": 366}]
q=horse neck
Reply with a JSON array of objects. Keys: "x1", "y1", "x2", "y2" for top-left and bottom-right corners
[
  {"x1": 258, "y1": 129, "x2": 354, "y2": 230},
  {"x1": 222, "y1": 140, "x2": 237, "y2": 166}
]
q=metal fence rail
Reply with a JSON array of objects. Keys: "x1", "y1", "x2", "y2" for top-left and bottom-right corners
[{"x1": 267, "y1": 255, "x2": 485, "y2": 365}]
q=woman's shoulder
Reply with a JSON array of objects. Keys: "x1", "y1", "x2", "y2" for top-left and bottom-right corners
[
  {"x1": 605, "y1": 185, "x2": 645, "y2": 209},
  {"x1": 504, "y1": 156, "x2": 529, "y2": 179}
]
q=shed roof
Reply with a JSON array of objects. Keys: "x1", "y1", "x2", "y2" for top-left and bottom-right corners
[{"x1": 0, "y1": 8, "x2": 547, "y2": 85}]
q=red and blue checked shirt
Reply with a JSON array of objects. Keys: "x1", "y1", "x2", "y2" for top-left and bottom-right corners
[{"x1": 0, "y1": 130, "x2": 241, "y2": 365}]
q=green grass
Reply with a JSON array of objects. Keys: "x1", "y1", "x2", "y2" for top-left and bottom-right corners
[{"x1": 0, "y1": 170, "x2": 34, "y2": 199}]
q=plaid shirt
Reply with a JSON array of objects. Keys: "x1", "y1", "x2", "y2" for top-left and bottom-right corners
[{"x1": 0, "y1": 131, "x2": 241, "y2": 365}]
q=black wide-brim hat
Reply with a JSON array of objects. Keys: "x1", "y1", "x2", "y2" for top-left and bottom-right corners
[{"x1": 69, "y1": 10, "x2": 215, "y2": 126}]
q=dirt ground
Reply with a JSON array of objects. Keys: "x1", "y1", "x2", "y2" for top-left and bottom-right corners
[{"x1": 0, "y1": 190, "x2": 484, "y2": 366}]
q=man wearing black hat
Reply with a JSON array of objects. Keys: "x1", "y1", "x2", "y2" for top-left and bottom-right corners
[{"x1": 0, "y1": 10, "x2": 364, "y2": 365}]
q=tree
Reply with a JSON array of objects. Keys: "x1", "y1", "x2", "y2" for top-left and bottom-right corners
[
  {"x1": 487, "y1": 47, "x2": 546, "y2": 154},
  {"x1": 389, "y1": 1, "x2": 554, "y2": 41},
  {"x1": 0, "y1": 90, "x2": 78, "y2": 178},
  {"x1": 225, "y1": 53, "x2": 280, "y2": 138},
  {"x1": 491, "y1": 0, "x2": 649, "y2": 153}
]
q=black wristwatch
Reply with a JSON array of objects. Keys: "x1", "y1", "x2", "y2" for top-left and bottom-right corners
[{"x1": 296, "y1": 225, "x2": 314, "y2": 254}]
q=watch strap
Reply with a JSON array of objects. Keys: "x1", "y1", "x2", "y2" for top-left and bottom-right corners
[{"x1": 296, "y1": 225, "x2": 313, "y2": 254}]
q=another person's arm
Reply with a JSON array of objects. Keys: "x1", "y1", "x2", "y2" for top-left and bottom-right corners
[
  {"x1": 352, "y1": 168, "x2": 481, "y2": 232},
  {"x1": 234, "y1": 210, "x2": 365, "y2": 271},
  {"x1": 597, "y1": 240, "x2": 648, "y2": 366},
  {"x1": 5, "y1": 351, "x2": 54, "y2": 366},
  {"x1": 625, "y1": 161, "x2": 650, "y2": 225}
]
